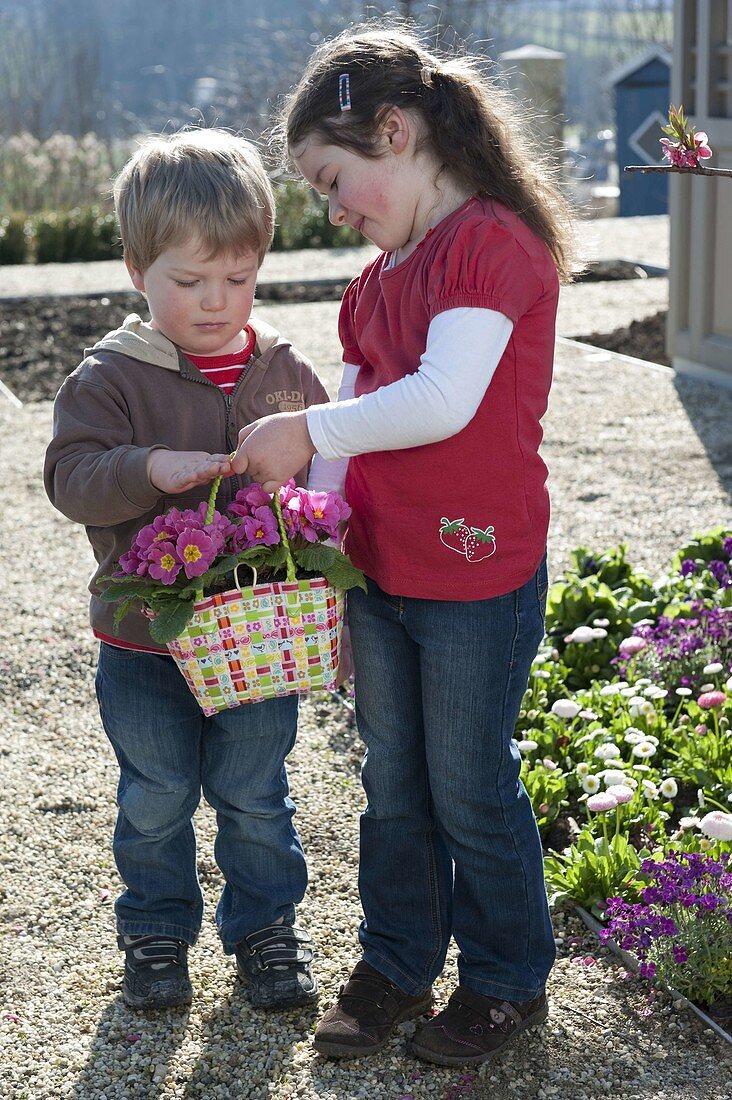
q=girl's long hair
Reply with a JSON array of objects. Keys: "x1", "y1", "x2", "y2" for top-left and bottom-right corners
[{"x1": 279, "y1": 24, "x2": 577, "y2": 282}]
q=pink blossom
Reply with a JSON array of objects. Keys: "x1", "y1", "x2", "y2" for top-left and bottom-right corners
[
  {"x1": 694, "y1": 131, "x2": 713, "y2": 159},
  {"x1": 698, "y1": 690, "x2": 726, "y2": 709},
  {"x1": 587, "y1": 791, "x2": 619, "y2": 813},
  {"x1": 176, "y1": 529, "x2": 217, "y2": 578},
  {"x1": 606, "y1": 783, "x2": 634, "y2": 804},
  {"x1": 229, "y1": 483, "x2": 272, "y2": 517},
  {"x1": 238, "y1": 507, "x2": 280, "y2": 549},
  {"x1": 618, "y1": 636, "x2": 646, "y2": 656},
  {"x1": 117, "y1": 547, "x2": 149, "y2": 576},
  {"x1": 303, "y1": 491, "x2": 347, "y2": 538},
  {"x1": 699, "y1": 811, "x2": 732, "y2": 841},
  {"x1": 147, "y1": 541, "x2": 182, "y2": 584},
  {"x1": 281, "y1": 490, "x2": 320, "y2": 543}
]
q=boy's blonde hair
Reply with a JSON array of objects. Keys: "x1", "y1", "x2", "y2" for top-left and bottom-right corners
[{"x1": 114, "y1": 128, "x2": 275, "y2": 271}]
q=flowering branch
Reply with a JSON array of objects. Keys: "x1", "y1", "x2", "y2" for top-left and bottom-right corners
[
  {"x1": 625, "y1": 165, "x2": 732, "y2": 177},
  {"x1": 625, "y1": 103, "x2": 732, "y2": 177}
]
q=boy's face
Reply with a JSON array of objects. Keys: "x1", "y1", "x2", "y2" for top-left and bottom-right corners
[{"x1": 126, "y1": 238, "x2": 259, "y2": 356}]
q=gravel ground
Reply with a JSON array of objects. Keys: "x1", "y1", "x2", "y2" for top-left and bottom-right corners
[
  {"x1": 2, "y1": 213, "x2": 732, "y2": 1098},
  {"x1": 1, "y1": 335, "x2": 731, "y2": 1099}
]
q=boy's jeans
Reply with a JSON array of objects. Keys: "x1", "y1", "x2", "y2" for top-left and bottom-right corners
[
  {"x1": 347, "y1": 558, "x2": 555, "y2": 1002},
  {"x1": 95, "y1": 644, "x2": 307, "y2": 951}
]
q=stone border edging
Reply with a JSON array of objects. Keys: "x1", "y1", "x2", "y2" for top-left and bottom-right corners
[{"x1": 574, "y1": 904, "x2": 732, "y2": 1045}]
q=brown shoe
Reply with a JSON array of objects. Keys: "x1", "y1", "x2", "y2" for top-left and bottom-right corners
[
  {"x1": 313, "y1": 961, "x2": 433, "y2": 1058},
  {"x1": 408, "y1": 986, "x2": 548, "y2": 1066}
]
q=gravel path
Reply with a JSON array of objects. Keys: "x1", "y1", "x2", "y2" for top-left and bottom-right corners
[
  {"x1": 2, "y1": 213, "x2": 731, "y2": 1097},
  {"x1": 1, "y1": 331, "x2": 731, "y2": 1098}
]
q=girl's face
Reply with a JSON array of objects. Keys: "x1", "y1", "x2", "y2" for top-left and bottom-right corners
[{"x1": 292, "y1": 124, "x2": 422, "y2": 253}]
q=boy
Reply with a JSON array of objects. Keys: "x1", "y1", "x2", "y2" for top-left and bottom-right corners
[{"x1": 43, "y1": 129, "x2": 330, "y2": 1012}]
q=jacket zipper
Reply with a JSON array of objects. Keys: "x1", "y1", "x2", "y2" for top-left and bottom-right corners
[{"x1": 182, "y1": 372, "x2": 243, "y2": 503}]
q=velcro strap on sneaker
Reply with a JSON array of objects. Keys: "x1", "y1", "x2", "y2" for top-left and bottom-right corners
[
  {"x1": 452, "y1": 989, "x2": 523, "y2": 1030},
  {"x1": 117, "y1": 935, "x2": 186, "y2": 968},
  {"x1": 243, "y1": 925, "x2": 314, "y2": 970},
  {"x1": 339, "y1": 976, "x2": 404, "y2": 1011}
]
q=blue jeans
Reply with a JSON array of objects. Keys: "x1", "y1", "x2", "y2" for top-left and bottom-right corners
[
  {"x1": 347, "y1": 558, "x2": 555, "y2": 1001},
  {"x1": 95, "y1": 644, "x2": 307, "y2": 951}
]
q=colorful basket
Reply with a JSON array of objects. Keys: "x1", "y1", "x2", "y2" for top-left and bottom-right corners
[{"x1": 163, "y1": 480, "x2": 345, "y2": 716}]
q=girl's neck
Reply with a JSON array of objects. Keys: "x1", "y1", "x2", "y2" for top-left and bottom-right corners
[{"x1": 395, "y1": 176, "x2": 473, "y2": 264}]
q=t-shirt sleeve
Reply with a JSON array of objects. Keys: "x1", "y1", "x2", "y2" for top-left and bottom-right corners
[
  {"x1": 428, "y1": 216, "x2": 545, "y2": 325},
  {"x1": 337, "y1": 277, "x2": 367, "y2": 367}
]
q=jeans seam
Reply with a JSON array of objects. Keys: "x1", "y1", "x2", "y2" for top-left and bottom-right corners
[
  {"x1": 422, "y1": 800, "x2": 445, "y2": 987},
  {"x1": 494, "y1": 588, "x2": 543, "y2": 992}
]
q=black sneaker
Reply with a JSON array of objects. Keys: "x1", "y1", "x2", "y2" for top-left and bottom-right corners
[
  {"x1": 235, "y1": 924, "x2": 318, "y2": 1010},
  {"x1": 118, "y1": 934, "x2": 193, "y2": 1010}
]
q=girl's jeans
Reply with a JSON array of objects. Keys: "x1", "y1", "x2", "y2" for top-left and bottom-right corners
[
  {"x1": 347, "y1": 557, "x2": 555, "y2": 1002},
  {"x1": 95, "y1": 644, "x2": 307, "y2": 952}
]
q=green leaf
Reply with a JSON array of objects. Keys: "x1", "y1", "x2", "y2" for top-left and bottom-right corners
[
  {"x1": 99, "y1": 582, "x2": 160, "y2": 602},
  {"x1": 147, "y1": 599, "x2": 196, "y2": 645},
  {"x1": 294, "y1": 544, "x2": 366, "y2": 592},
  {"x1": 112, "y1": 597, "x2": 138, "y2": 631}
]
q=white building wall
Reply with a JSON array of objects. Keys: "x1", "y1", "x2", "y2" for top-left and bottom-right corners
[{"x1": 668, "y1": 0, "x2": 732, "y2": 386}]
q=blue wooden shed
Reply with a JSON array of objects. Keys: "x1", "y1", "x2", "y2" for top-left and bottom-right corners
[{"x1": 607, "y1": 47, "x2": 672, "y2": 217}]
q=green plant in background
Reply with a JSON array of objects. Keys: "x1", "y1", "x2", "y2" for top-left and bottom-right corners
[
  {"x1": 31, "y1": 206, "x2": 123, "y2": 264},
  {"x1": 272, "y1": 179, "x2": 363, "y2": 250},
  {"x1": 520, "y1": 757, "x2": 569, "y2": 840},
  {"x1": 0, "y1": 214, "x2": 29, "y2": 264},
  {"x1": 544, "y1": 825, "x2": 648, "y2": 915}
]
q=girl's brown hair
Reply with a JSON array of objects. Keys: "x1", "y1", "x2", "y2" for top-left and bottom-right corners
[{"x1": 280, "y1": 25, "x2": 577, "y2": 281}]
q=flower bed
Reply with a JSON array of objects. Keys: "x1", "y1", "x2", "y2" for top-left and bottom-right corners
[{"x1": 514, "y1": 527, "x2": 732, "y2": 1033}]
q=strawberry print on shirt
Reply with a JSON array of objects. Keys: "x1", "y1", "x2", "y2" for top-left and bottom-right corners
[{"x1": 439, "y1": 517, "x2": 496, "y2": 563}]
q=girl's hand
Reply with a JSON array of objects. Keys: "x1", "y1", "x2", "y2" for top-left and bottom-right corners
[
  {"x1": 148, "y1": 450, "x2": 232, "y2": 493},
  {"x1": 231, "y1": 411, "x2": 317, "y2": 492}
]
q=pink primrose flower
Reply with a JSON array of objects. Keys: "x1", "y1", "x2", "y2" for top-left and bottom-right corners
[
  {"x1": 229, "y1": 483, "x2": 272, "y2": 518},
  {"x1": 281, "y1": 490, "x2": 320, "y2": 542},
  {"x1": 240, "y1": 506, "x2": 280, "y2": 548},
  {"x1": 303, "y1": 491, "x2": 343, "y2": 538},
  {"x1": 698, "y1": 690, "x2": 726, "y2": 709},
  {"x1": 148, "y1": 541, "x2": 182, "y2": 584},
  {"x1": 117, "y1": 548, "x2": 149, "y2": 576},
  {"x1": 176, "y1": 529, "x2": 217, "y2": 578}
]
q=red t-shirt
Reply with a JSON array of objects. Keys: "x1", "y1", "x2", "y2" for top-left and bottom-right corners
[{"x1": 339, "y1": 196, "x2": 559, "y2": 601}]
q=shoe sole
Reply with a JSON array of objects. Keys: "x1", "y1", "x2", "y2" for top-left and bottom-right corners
[
  {"x1": 408, "y1": 1002, "x2": 549, "y2": 1066},
  {"x1": 123, "y1": 986, "x2": 193, "y2": 1011},
  {"x1": 313, "y1": 994, "x2": 434, "y2": 1058},
  {"x1": 236, "y1": 967, "x2": 320, "y2": 1011}
]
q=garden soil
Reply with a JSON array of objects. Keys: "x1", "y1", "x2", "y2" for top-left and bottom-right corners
[{"x1": 0, "y1": 292, "x2": 670, "y2": 406}]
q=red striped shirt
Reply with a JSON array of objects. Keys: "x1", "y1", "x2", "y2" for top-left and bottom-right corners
[{"x1": 186, "y1": 326, "x2": 256, "y2": 392}]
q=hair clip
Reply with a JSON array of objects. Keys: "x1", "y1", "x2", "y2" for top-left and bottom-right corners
[{"x1": 338, "y1": 72, "x2": 352, "y2": 112}]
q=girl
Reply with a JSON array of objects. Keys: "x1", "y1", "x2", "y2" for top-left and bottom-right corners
[{"x1": 232, "y1": 25, "x2": 576, "y2": 1065}]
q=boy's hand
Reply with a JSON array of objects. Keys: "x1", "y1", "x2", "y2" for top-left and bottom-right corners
[
  {"x1": 148, "y1": 450, "x2": 232, "y2": 494},
  {"x1": 231, "y1": 411, "x2": 316, "y2": 492}
]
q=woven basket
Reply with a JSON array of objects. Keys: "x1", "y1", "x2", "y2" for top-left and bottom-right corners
[{"x1": 163, "y1": 480, "x2": 344, "y2": 715}]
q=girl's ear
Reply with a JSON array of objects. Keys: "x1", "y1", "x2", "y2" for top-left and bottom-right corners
[
  {"x1": 125, "y1": 257, "x2": 146, "y2": 294},
  {"x1": 380, "y1": 107, "x2": 411, "y2": 155}
]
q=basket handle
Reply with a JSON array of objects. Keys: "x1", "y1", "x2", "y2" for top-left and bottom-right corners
[{"x1": 204, "y1": 473, "x2": 297, "y2": 594}]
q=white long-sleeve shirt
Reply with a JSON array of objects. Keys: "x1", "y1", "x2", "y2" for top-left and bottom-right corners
[{"x1": 307, "y1": 307, "x2": 512, "y2": 496}]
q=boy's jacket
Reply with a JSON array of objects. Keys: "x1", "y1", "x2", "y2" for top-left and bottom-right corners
[{"x1": 43, "y1": 313, "x2": 329, "y2": 650}]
